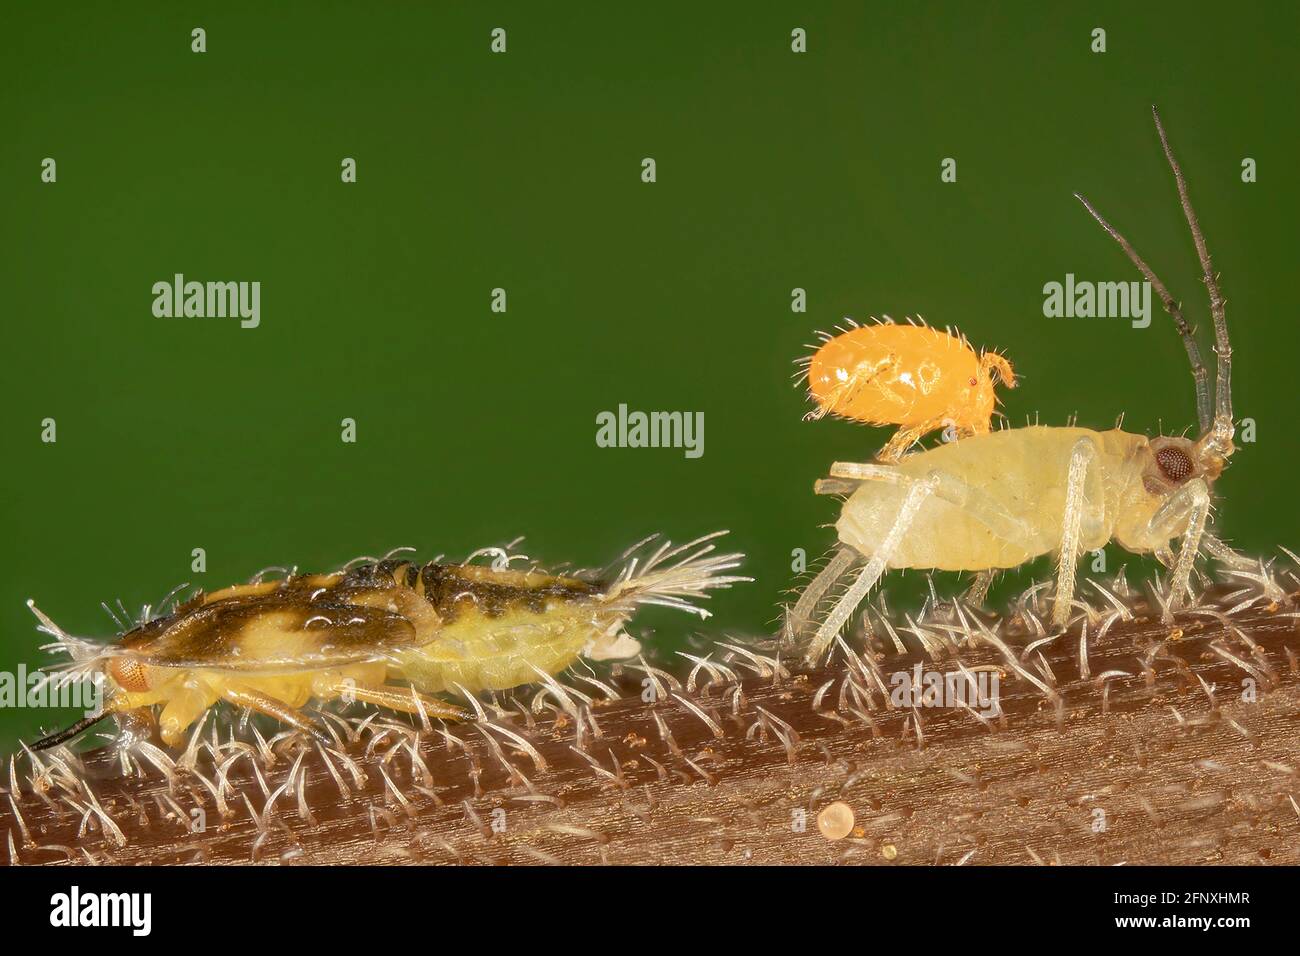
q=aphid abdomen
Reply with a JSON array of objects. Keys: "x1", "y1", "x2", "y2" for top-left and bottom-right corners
[
  {"x1": 397, "y1": 606, "x2": 608, "y2": 693},
  {"x1": 836, "y1": 427, "x2": 1141, "y2": 571},
  {"x1": 391, "y1": 563, "x2": 611, "y2": 693},
  {"x1": 391, "y1": 535, "x2": 749, "y2": 693}
]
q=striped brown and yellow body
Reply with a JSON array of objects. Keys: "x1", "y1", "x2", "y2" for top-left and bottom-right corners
[{"x1": 31, "y1": 533, "x2": 746, "y2": 749}]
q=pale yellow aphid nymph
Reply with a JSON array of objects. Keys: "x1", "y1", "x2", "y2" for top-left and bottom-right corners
[
  {"x1": 29, "y1": 533, "x2": 748, "y2": 750},
  {"x1": 786, "y1": 107, "x2": 1261, "y2": 662}
]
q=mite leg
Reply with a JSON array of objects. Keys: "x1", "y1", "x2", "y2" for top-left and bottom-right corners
[
  {"x1": 805, "y1": 475, "x2": 939, "y2": 665},
  {"x1": 1145, "y1": 477, "x2": 1211, "y2": 620},
  {"x1": 783, "y1": 545, "x2": 861, "y2": 645},
  {"x1": 876, "y1": 416, "x2": 950, "y2": 463},
  {"x1": 1052, "y1": 438, "x2": 1101, "y2": 629},
  {"x1": 220, "y1": 684, "x2": 331, "y2": 745},
  {"x1": 980, "y1": 351, "x2": 1017, "y2": 388},
  {"x1": 804, "y1": 355, "x2": 899, "y2": 422},
  {"x1": 324, "y1": 680, "x2": 471, "y2": 722}
]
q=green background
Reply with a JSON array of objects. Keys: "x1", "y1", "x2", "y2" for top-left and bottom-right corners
[{"x1": 2, "y1": 2, "x2": 1296, "y2": 751}]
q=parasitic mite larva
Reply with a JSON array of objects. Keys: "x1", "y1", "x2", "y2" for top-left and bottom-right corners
[
  {"x1": 28, "y1": 532, "x2": 749, "y2": 750},
  {"x1": 786, "y1": 106, "x2": 1258, "y2": 662},
  {"x1": 796, "y1": 318, "x2": 1016, "y2": 462}
]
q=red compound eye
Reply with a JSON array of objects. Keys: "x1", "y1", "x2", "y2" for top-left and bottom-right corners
[
  {"x1": 1156, "y1": 446, "x2": 1194, "y2": 483},
  {"x1": 109, "y1": 657, "x2": 150, "y2": 692}
]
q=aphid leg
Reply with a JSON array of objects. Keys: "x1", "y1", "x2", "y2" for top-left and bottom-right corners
[
  {"x1": 1052, "y1": 439, "x2": 1101, "y2": 628},
  {"x1": 964, "y1": 570, "x2": 995, "y2": 608},
  {"x1": 155, "y1": 683, "x2": 223, "y2": 747},
  {"x1": 783, "y1": 545, "x2": 860, "y2": 645},
  {"x1": 1146, "y1": 478, "x2": 1212, "y2": 620},
  {"x1": 805, "y1": 475, "x2": 939, "y2": 665},
  {"x1": 814, "y1": 477, "x2": 862, "y2": 496},
  {"x1": 324, "y1": 681, "x2": 471, "y2": 722},
  {"x1": 876, "y1": 417, "x2": 949, "y2": 463},
  {"x1": 1200, "y1": 532, "x2": 1256, "y2": 570},
  {"x1": 829, "y1": 461, "x2": 1028, "y2": 543},
  {"x1": 219, "y1": 685, "x2": 331, "y2": 745}
]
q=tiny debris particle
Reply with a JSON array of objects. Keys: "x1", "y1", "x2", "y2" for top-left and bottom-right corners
[
  {"x1": 881, "y1": 843, "x2": 898, "y2": 861},
  {"x1": 817, "y1": 801, "x2": 855, "y2": 840}
]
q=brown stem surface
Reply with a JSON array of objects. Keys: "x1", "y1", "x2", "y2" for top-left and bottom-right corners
[{"x1": 3, "y1": 588, "x2": 1298, "y2": 865}]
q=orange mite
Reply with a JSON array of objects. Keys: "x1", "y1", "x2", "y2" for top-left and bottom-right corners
[{"x1": 800, "y1": 319, "x2": 1016, "y2": 462}]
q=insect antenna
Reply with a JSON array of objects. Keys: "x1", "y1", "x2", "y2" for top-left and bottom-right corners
[
  {"x1": 1072, "y1": 190, "x2": 1212, "y2": 434},
  {"x1": 30, "y1": 712, "x2": 113, "y2": 752},
  {"x1": 1152, "y1": 104, "x2": 1233, "y2": 451}
]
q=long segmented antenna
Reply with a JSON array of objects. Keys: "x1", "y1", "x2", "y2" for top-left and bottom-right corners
[
  {"x1": 30, "y1": 712, "x2": 113, "y2": 752},
  {"x1": 1073, "y1": 105, "x2": 1232, "y2": 454},
  {"x1": 1072, "y1": 192, "x2": 1212, "y2": 433},
  {"x1": 1151, "y1": 105, "x2": 1232, "y2": 450}
]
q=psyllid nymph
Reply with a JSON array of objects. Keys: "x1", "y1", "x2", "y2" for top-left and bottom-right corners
[{"x1": 29, "y1": 533, "x2": 749, "y2": 750}]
